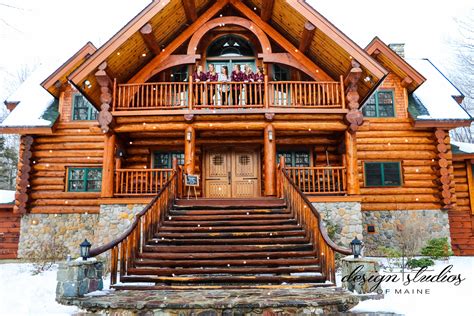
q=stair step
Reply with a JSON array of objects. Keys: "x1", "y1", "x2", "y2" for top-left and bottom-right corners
[
  {"x1": 139, "y1": 250, "x2": 318, "y2": 260},
  {"x1": 162, "y1": 218, "x2": 296, "y2": 227},
  {"x1": 119, "y1": 274, "x2": 325, "y2": 284},
  {"x1": 149, "y1": 236, "x2": 309, "y2": 245},
  {"x1": 126, "y1": 265, "x2": 321, "y2": 276},
  {"x1": 169, "y1": 208, "x2": 290, "y2": 216},
  {"x1": 158, "y1": 224, "x2": 301, "y2": 232},
  {"x1": 134, "y1": 258, "x2": 320, "y2": 268},
  {"x1": 144, "y1": 244, "x2": 313, "y2": 253},
  {"x1": 168, "y1": 213, "x2": 293, "y2": 221},
  {"x1": 174, "y1": 198, "x2": 286, "y2": 210},
  {"x1": 154, "y1": 230, "x2": 306, "y2": 239}
]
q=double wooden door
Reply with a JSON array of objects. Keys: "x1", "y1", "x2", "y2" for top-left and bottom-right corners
[{"x1": 204, "y1": 147, "x2": 260, "y2": 198}]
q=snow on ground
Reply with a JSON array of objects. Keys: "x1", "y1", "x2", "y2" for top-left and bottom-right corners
[
  {"x1": 0, "y1": 189, "x2": 15, "y2": 204},
  {"x1": 0, "y1": 257, "x2": 472, "y2": 315},
  {"x1": 337, "y1": 257, "x2": 474, "y2": 316}
]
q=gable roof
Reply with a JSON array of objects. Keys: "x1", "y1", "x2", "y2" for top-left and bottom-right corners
[
  {"x1": 365, "y1": 37, "x2": 425, "y2": 93},
  {"x1": 67, "y1": 0, "x2": 388, "y2": 107}
]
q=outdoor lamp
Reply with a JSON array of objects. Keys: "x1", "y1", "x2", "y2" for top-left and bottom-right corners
[
  {"x1": 350, "y1": 236, "x2": 363, "y2": 258},
  {"x1": 268, "y1": 130, "x2": 273, "y2": 141},
  {"x1": 186, "y1": 130, "x2": 192, "y2": 142},
  {"x1": 80, "y1": 239, "x2": 92, "y2": 261}
]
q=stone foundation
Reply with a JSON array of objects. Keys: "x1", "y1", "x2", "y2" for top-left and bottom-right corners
[
  {"x1": 312, "y1": 202, "x2": 363, "y2": 247},
  {"x1": 56, "y1": 258, "x2": 104, "y2": 299},
  {"x1": 362, "y1": 209, "x2": 450, "y2": 256},
  {"x1": 17, "y1": 204, "x2": 147, "y2": 259},
  {"x1": 18, "y1": 213, "x2": 99, "y2": 259}
]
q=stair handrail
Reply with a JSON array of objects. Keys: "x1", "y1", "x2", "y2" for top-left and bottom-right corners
[
  {"x1": 89, "y1": 160, "x2": 179, "y2": 285},
  {"x1": 277, "y1": 157, "x2": 351, "y2": 283}
]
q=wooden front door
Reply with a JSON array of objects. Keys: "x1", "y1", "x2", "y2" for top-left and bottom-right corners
[{"x1": 205, "y1": 148, "x2": 260, "y2": 198}]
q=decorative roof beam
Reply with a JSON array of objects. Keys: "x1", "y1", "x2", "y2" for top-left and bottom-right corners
[
  {"x1": 181, "y1": 0, "x2": 197, "y2": 23},
  {"x1": 129, "y1": 0, "x2": 229, "y2": 83},
  {"x1": 140, "y1": 23, "x2": 161, "y2": 55},
  {"x1": 299, "y1": 21, "x2": 316, "y2": 54},
  {"x1": 230, "y1": 0, "x2": 332, "y2": 81},
  {"x1": 95, "y1": 62, "x2": 115, "y2": 134},
  {"x1": 400, "y1": 76, "x2": 413, "y2": 88},
  {"x1": 344, "y1": 60, "x2": 364, "y2": 132},
  {"x1": 261, "y1": 0, "x2": 275, "y2": 22}
]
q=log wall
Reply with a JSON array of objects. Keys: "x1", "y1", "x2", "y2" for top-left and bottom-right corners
[
  {"x1": 0, "y1": 207, "x2": 20, "y2": 259},
  {"x1": 27, "y1": 85, "x2": 104, "y2": 214},
  {"x1": 450, "y1": 160, "x2": 474, "y2": 255}
]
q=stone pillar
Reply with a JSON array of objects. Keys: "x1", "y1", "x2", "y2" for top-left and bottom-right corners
[
  {"x1": 56, "y1": 258, "x2": 104, "y2": 300},
  {"x1": 341, "y1": 256, "x2": 381, "y2": 294},
  {"x1": 264, "y1": 124, "x2": 276, "y2": 196}
]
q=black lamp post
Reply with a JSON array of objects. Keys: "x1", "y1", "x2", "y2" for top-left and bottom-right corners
[
  {"x1": 350, "y1": 236, "x2": 363, "y2": 258},
  {"x1": 80, "y1": 239, "x2": 92, "y2": 261}
]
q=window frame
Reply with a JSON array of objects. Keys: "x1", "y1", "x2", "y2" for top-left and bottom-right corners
[
  {"x1": 362, "y1": 90, "x2": 395, "y2": 118},
  {"x1": 66, "y1": 167, "x2": 102, "y2": 192},
  {"x1": 152, "y1": 151, "x2": 185, "y2": 169},
  {"x1": 72, "y1": 94, "x2": 98, "y2": 121},
  {"x1": 364, "y1": 161, "x2": 402, "y2": 187},
  {"x1": 277, "y1": 150, "x2": 312, "y2": 167}
]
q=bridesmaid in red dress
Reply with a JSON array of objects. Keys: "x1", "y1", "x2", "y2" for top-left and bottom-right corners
[
  {"x1": 206, "y1": 64, "x2": 218, "y2": 105},
  {"x1": 192, "y1": 65, "x2": 207, "y2": 105},
  {"x1": 243, "y1": 64, "x2": 255, "y2": 106},
  {"x1": 231, "y1": 64, "x2": 244, "y2": 106},
  {"x1": 254, "y1": 66, "x2": 265, "y2": 105}
]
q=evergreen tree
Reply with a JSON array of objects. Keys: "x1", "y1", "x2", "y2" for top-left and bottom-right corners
[{"x1": 0, "y1": 136, "x2": 18, "y2": 190}]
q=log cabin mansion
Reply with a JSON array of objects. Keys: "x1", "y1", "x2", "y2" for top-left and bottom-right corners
[{"x1": 1, "y1": 0, "x2": 473, "y2": 287}]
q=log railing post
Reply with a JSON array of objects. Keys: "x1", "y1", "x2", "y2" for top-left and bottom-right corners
[
  {"x1": 101, "y1": 132, "x2": 116, "y2": 198},
  {"x1": 264, "y1": 124, "x2": 276, "y2": 196},
  {"x1": 264, "y1": 75, "x2": 269, "y2": 108},
  {"x1": 340, "y1": 75, "x2": 346, "y2": 109},
  {"x1": 278, "y1": 155, "x2": 286, "y2": 198},
  {"x1": 188, "y1": 79, "x2": 193, "y2": 110},
  {"x1": 345, "y1": 130, "x2": 360, "y2": 195}
]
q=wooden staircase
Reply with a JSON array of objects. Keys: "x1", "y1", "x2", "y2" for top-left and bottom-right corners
[
  {"x1": 91, "y1": 164, "x2": 351, "y2": 289},
  {"x1": 117, "y1": 198, "x2": 326, "y2": 288}
]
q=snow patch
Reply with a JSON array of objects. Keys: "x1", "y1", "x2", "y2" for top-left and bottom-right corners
[
  {"x1": 408, "y1": 59, "x2": 471, "y2": 120},
  {"x1": 0, "y1": 189, "x2": 15, "y2": 204},
  {"x1": 451, "y1": 141, "x2": 474, "y2": 154},
  {"x1": 1, "y1": 63, "x2": 60, "y2": 128}
]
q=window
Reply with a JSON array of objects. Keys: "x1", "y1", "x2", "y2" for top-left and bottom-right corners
[
  {"x1": 277, "y1": 151, "x2": 311, "y2": 167},
  {"x1": 364, "y1": 162, "x2": 401, "y2": 187},
  {"x1": 362, "y1": 90, "x2": 395, "y2": 118},
  {"x1": 273, "y1": 64, "x2": 290, "y2": 81},
  {"x1": 171, "y1": 66, "x2": 188, "y2": 82},
  {"x1": 153, "y1": 152, "x2": 184, "y2": 169},
  {"x1": 72, "y1": 94, "x2": 98, "y2": 121},
  {"x1": 67, "y1": 167, "x2": 102, "y2": 192}
]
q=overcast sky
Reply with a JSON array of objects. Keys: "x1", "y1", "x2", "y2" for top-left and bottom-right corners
[{"x1": 0, "y1": 0, "x2": 472, "y2": 104}]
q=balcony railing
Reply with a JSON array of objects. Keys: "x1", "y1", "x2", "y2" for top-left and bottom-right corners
[
  {"x1": 113, "y1": 76, "x2": 345, "y2": 111},
  {"x1": 114, "y1": 169, "x2": 173, "y2": 196},
  {"x1": 285, "y1": 166, "x2": 347, "y2": 195}
]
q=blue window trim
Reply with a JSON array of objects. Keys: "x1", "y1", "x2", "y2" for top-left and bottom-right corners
[
  {"x1": 363, "y1": 90, "x2": 395, "y2": 118},
  {"x1": 364, "y1": 161, "x2": 402, "y2": 187},
  {"x1": 67, "y1": 167, "x2": 102, "y2": 192}
]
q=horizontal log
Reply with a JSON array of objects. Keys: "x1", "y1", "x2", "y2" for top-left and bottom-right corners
[
  {"x1": 361, "y1": 195, "x2": 438, "y2": 203},
  {"x1": 30, "y1": 206, "x2": 99, "y2": 214},
  {"x1": 30, "y1": 178, "x2": 64, "y2": 185},
  {"x1": 357, "y1": 131, "x2": 434, "y2": 138},
  {"x1": 34, "y1": 157, "x2": 103, "y2": 163},
  {"x1": 34, "y1": 150, "x2": 104, "y2": 158},
  {"x1": 34, "y1": 143, "x2": 104, "y2": 150},
  {"x1": 34, "y1": 136, "x2": 104, "y2": 143},
  {"x1": 30, "y1": 185, "x2": 65, "y2": 191},
  {"x1": 403, "y1": 174, "x2": 437, "y2": 181},
  {"x1": 30, "y1": 191, "x2": 101, "y2": 199},
  {"x1": 357, "y1": 137, "x2": 434, "y2": 144},
  {"x1": 31, "y1": 199, "x2": 101, "y2": 206},
  {"x1": 361, "y1": 203, "x2": 440, "y2": 211},
  {"x1": 359, "y1": 187, "x2": 439, "y2": 195},
  {"x1": 357, "y1": 151, "x2": 437, "y2": 160},
  {"x1": 358, "y1": 144, "x2": 436, "y2": 151}
]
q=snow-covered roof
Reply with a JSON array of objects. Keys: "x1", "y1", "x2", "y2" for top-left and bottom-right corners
[
  {"x1": 451, "y1": 141, "x2": 474, "y2": 155},
  {"x1": 407, "y1": 59, "x2": 471, "y2": 121},
  {"x1": 1, "y1": 64, "x2": 59, "y2": 128},
  {"x1": 0, "y1": 190, "x2": 15, "y2": 204}
]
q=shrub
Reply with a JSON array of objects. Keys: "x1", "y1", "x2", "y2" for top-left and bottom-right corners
[
  {"x1": 406, "y1": 258, "x2": 435, "y2": 269},
  {"x1": 420, "y1": 237, "x2": 453, "y2": 259},
  {"x1": 377, "y1": 246, "x2": 402, "y2": 271}
]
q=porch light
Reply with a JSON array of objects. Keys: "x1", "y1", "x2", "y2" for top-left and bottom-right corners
[
  {"x1": 186, "y1": 130, "x2": 192, "y2": 142},
  {"x1": 80, "y1": 239, "x2": 92, "y2": 261},
  {"x1": 268, "y1": 130, "x2": 273, "y2": 141},
  {"x1": 350, "y1": 237, "x2": 363, "y2": 259}
]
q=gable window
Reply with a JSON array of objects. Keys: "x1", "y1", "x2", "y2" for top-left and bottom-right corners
[
  {"x1": 72, "y1": 94, "x2": 98, "y2": 121},
  {"x1": 364, "y1": 162, "x2": 401, "y2": 187},
  {"x1": 273, "y1": 64, "x2": 290, "y2": 81},
  {"x1": 67, "y1": 167, "x2": 102, "y2": 192},
  {"x1": 362, "y1": 90, "x2": 395, "y2": 118},
  {"x1": 153, "y1": 152, "x2": 184, "y2": 169},
  {"x1": 277, "y1": 151, "x2": 311, "y2": 167}
]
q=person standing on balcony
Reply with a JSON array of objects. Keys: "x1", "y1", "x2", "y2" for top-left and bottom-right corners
[
  {"x1": 244, "y1": 64, "x2": 255, "y2": 106},
  {"x1": 206, "y1": 64, "x2": 218, "y2": 106},
  {"x1": 218, "y1": 66, "x2": 230, "y2": 106},
  {"x1": 231, "y1": 64, "x2": 244, "y2": 106},
  {"x1": 254, "y1": 66, "x2": 265, "y2": 105},
  {"x1": 193, "y1": 65, "x2": 207, "y2": 105}
]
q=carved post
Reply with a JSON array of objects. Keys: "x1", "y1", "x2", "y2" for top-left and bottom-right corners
[
  {"x1": 13, "y1": 135, "x2": 33, "y2": 214},
  {"x1": 264, "y1": 124, "x2": 276, "y2": 196},
  {"x1": 345, "y1": 130, "x2": 360, "y2": 195},
  {"x1": 344, "y1": 60, "x2": 363, "y2": 132},
  {"x1": 101, "y1": 133, "x2": 116, "y2": 198},
  {"x1": 184, "y1": 126, "x2": 195, "y2": 175},
  {"x1": 95, "y1": 62, "x2": 114, "y2": 134}
]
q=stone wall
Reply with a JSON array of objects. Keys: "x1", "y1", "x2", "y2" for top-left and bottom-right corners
[
  {"x1": 312, "y1": 202, "x2": 363, "y2": 247},
  {"x1": 56, "y1": 258, "x2": 104, "y2": 299},
  {"x1": 17, "y1": 204, "x2": 147, "y2": 259},
  {"x1": 362, "y1": 209, "x2": 451, "y2": 256},
  {"x1": 18, "y1": 214, "x2": 98, "y2": 259}
]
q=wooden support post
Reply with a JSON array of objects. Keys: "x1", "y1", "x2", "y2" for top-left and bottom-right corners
[
  {"x1": 95, "y1": 62, "x2": 114, "y2": 133},
  {"x1": 181, "y1": 0, "x2": 197, "y2": 23},
  {"x1": 345, "y1": 130, "x2": 360, "y2": 195},
  {"x1": 277, "y1": 155, "x2": 286, "y2": 198},
  {"x1": 139, "y1": 23, "x2": 161, "y2": 55},
  {"x1": 264, "y1": 75, "x2": 269, "y2": 108},
  {"x1": 261, "y1": 0, "x2": 275, "y2": 22},
  {"x1": 264, "y1": 124, "x2": 276, "y2": 196},
  {"x1": 101, "y1": 133, "x2": 116, "y2": 198},
  {"x1": 344, "y1": 60, "x2": 363, "y2": 132},
  {"x1": 188, "y1": 79, "x2": 193, "y2": 110},
  {"x1": 299, "y1": 21, "x2": 316, "y2": 54},
  {"x1": 184, "y1": 126, "x2": 195, "y2": 175}
]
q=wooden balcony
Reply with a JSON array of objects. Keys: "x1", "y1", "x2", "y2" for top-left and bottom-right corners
[
  {"x1": 285, "y1": 166, "x2": 347, "y2": 195},
  {"x1": 114, "y1": 169, "x2": 173, "y2": 196},
  {"x1": 112, "y1": 76, "x2": 345, "y2": 112}
]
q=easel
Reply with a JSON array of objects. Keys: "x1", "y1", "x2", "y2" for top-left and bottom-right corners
[{"x1": 185, "y1": 174, "x2": 199, "y2": 200}]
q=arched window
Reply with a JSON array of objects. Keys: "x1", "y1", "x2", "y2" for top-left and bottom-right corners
[{"x1": 207, "y1": 35, "x2": 255, "y2": 57}]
